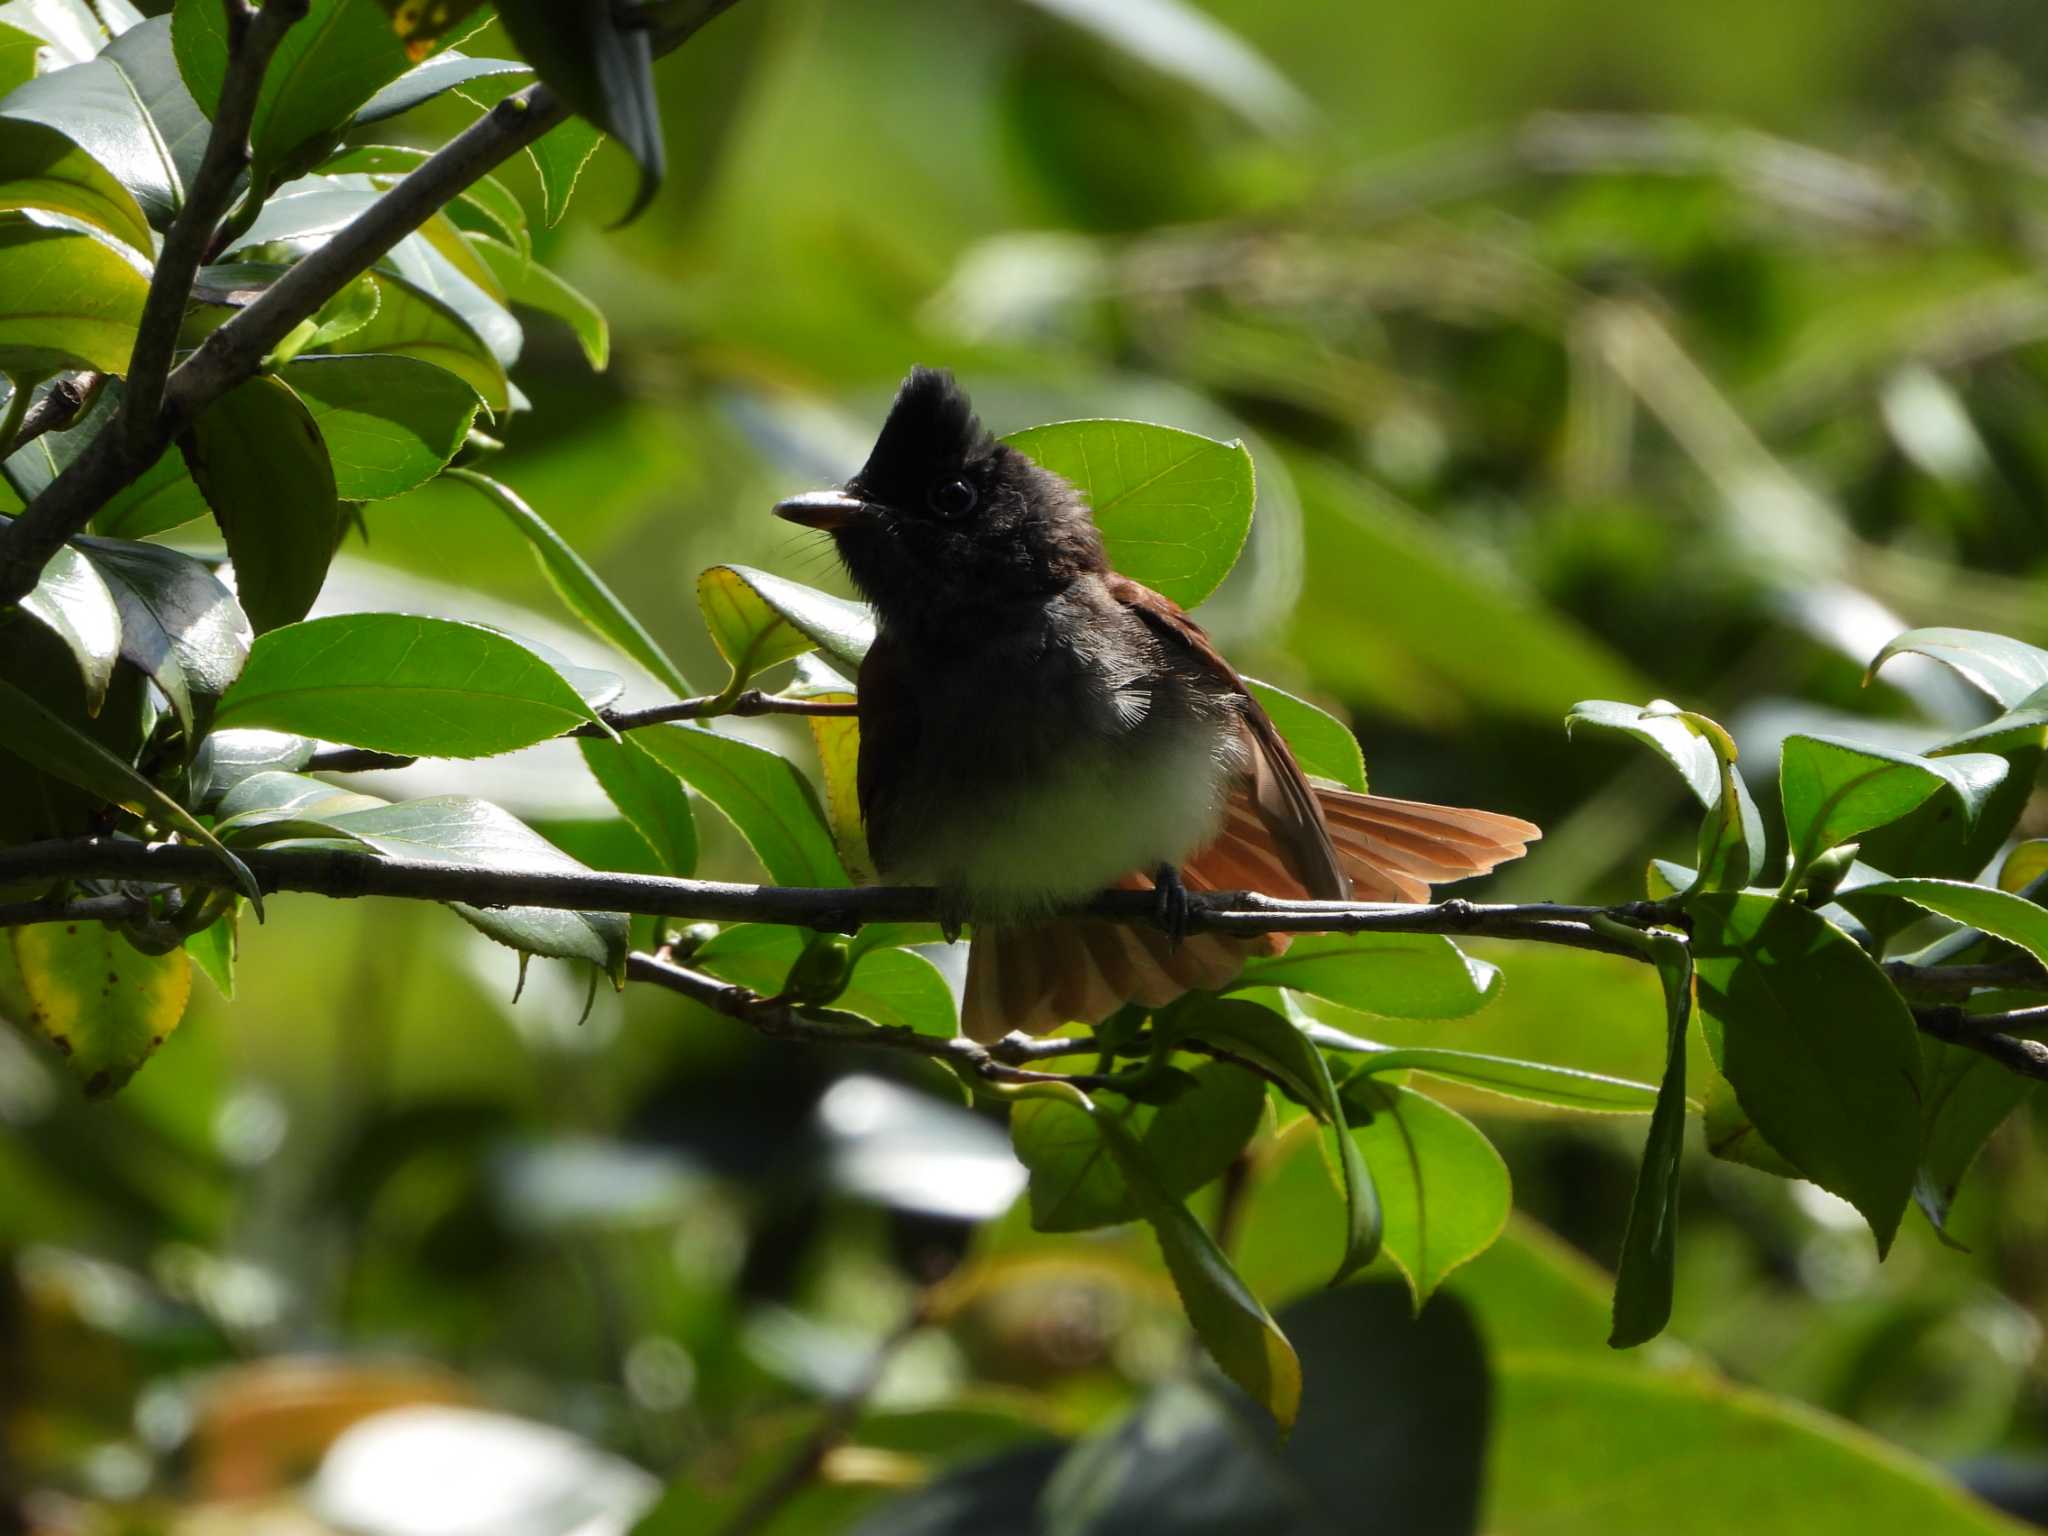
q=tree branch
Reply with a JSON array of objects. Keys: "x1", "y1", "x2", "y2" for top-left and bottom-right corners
[
  {"x1": 1914, "y1": 1004, "x2": 2048, "y2": 1082},
  {"x1": 305, "y1": 690, "x2": 860, "y2": 774},
  {"x1": 122, "y1": 0, "x2": 307, "y2": 452}
]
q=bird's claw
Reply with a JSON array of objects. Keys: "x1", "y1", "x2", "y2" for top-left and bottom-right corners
[{"x1": 1154, "y1": 863, "x2": 1192, "y2": 949}]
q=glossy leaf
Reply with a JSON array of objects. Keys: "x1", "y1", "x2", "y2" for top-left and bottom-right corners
[
  {"x1": 632, "y1": 725, "x2": 848, "y2": 888},
  {"x1": 1095, "y1": 1105, "x2": 1301, "y2": 1431},
  {"x1": 496, "y1": 0, "x2": 661, "y2": 221},
  {"x1": 0, "y1": 217, "x2": 147, "y2": 376},
  {"x1": 323, "y1": 143, "x2": 528, "y2": 256},
  {"x1": 578, "y1": 736, "x2": 696, "y2": 877},
  {"x1": 5, "y1": 379, "x2": 209, "y2": 540},
  {"x1": 189, "y1": 728, "x2": 314, "y2": 809},
  {"x1": 0, "y1": 116, "x2": 151, "y2": 252},
  {"x1": 1567, "y1": 699, "x2": 1762, "y2": 893},
  {"x1": 1853, "y1": 877, "x2": 2048, "y2": 972},
  {"x1": 1002, "y1": 418, "x2": 1254, "y2": 608},
  {"x1": 0, "y1": 674, "x2": 259, "y2": 905},
  {"x1": 280, "y1": 353, "x2": 478, "y2": 501},
  {"x1": 1011, "y1": 1060, "x2": 1265, "y2": 1230},
  {"x1": 1778, "y1": 734, "x2": 2005, "y2": 888},
  {"x1": 75, "y1": 535, "x2": 251, "y2": 744},
  {"x1": 525, "y1": 112, "x2": 602, "y2": 227},
  {"x1": 697, "y1": 563, "x2": 875, "y2": 681},
  {"x1": 353, "y1": 50, "x2": 528, "y2": 123},
  {"x1": 1233, "y1": 932, "x2": 1498, "y2": 1020},
  {"x1": 11, "y1": 922, "x2": 189, "y2": 1096},
  {"x1": 1867, "y1": 626, "x2": 2048, "y2": 708},
  {"x1": 693, "y1": 923, "x2": 955, "y2": 1038},
  {"x1": 790, "y1": 666, "x2": 870, "y2": 881},
  {"x1": 1606, "y1": 931, "x2": 1691, "y2": 1348},
  {"x1": 183, "y1": 373, "x2": 340, "y2": 633},
  {"x1": 20, "y1": 543, "x2": 118, "y2": 712},
  {"x1": 1338, "y1": 1077, "x2": 1512, "y2": 1307},
  {"x1": 1244, "y1": 678, "x2": 1364, "y2": 792},
  {"x1": 214, "y1": 612, "x2": 605, "y2": 756},
  {"x1": 1690, "y1": 892, "x2": 1922, "y2": 1254},
  {"x1": 452, "y1": 468, "x2": 692, "y2": 699},
  {"x1": 0, "y1": 22, "x2": 39, "y2": 94},
  {"x1": 2000, "y1": 840, "x2": 2048, "y2": 894},
  {"x1": 470, "y1": 234, "x2": 606, "y2": 368},
  {"x1": 183, "y1": 907, "x2": 235, "y2": 999},
  {"x1": 338, "y1": 271, "x2": 508, "y2": 412},
  {"x1": 1163, "y1": 996, "x2": 1378, "y2": 1280},
  {"x1": 1356, "y1": 1046, "x2": 1661, "y2": 1114}
]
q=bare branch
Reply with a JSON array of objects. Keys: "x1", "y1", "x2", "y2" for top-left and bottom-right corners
[
  {"x1": 1914, "y1": 1004, "x2": 2048, "y2": 1082},
  {"x1": 122, "y1": 0, "x2": 307, "y2": 451}
]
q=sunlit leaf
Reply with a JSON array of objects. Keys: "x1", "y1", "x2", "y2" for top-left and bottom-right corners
[
  {"x1": 1234, "y1": 932, "x2": 1497, "y2": 1020},
  {"x1": 578, "y1": 735, "x2": 696, "y2": 877},
  {"x1": 632, "y1": 725, "x2": 848, "y2": 888},
  {"x1": 280, "y1": 353, "x2": 478, "y2": 501},
  {"x1": 11, "y1": 922, "x2": 189, "y2": 1095}
]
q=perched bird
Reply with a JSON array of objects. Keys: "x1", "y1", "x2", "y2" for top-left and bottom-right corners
[{"x1": 775, "y1": 367, "x2": 1538, "y2": 1042}]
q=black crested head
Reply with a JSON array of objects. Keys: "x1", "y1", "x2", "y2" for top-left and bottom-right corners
[{"x1": 780, "y1": 366, "x2": 1107, "y2": 626}]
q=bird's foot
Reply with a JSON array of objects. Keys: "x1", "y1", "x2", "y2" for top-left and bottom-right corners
[{"x1": 1153, "y1": 863, "x2": 1192, "y2": 948}]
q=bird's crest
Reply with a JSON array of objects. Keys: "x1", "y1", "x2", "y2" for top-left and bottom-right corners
[{"x1": 859, "y1": 366, "x2": 992, "y2": 486}]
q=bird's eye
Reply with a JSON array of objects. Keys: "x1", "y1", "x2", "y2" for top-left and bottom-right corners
[{"x1": 928, "y1": 477, "x2": 977, "y2": 518}]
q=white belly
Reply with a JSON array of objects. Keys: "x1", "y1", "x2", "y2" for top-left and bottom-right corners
[{"x1": 891, "y1": 718, "x2": 1241, "y2": 919}]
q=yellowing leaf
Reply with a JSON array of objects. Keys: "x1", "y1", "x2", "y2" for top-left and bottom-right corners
[{"x1": 11, "y1": 922, "x2": 191, "y2": 1095}]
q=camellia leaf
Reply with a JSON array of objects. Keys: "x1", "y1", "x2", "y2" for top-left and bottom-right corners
[
  {"x1": 1689, "y1": 892, "x2": 1922, "y2": 1255},
  {"x1": 631, "y1": 724, "x2": 848, "y2": 888},
  {"x1": 495, "y1": 0, "x2": 662, "y2": 221},
  {"x1": 183, "y1": 906, "x2": 236, "y2": 999},
  {"x1": 1011, "y1": 1060, "x2": 1265, "y2": 1230},
  {"x1": 790, "y1": 668, "x2": 870, "y2": 881},
  {"x1": 578, "y1": 735, "x2": 696, "y2": 877},
  {"x1": 1916, "y1": 991, "x2": 2037, "y2": 1244},
  {"x1": 214, "y1": 612, "x2": 606, "y2": 756},
  {"x1": 74, "y1": 535, "x2": 251, "y2": 745},
  {"x1": 1778, "y1": 734, "x2": 2006, "y2": 892},
  {"x1": 1566, "y1": 699, "x2": 1762, "y2": 894},
  {"x1": 0, "y1": 674, "x2": 261, "y2": 907},
  {"x1": 182, "y1": 373, "x2": 341, "y2": 633},
  {"x1": 279, "y1": 353, "x2": 478, "y2": 501},
  {"x1": 190, "y1": 728, "x2": 314, "y2": 809},
  {"x1": 5, "y1": 379, "x2": 209, "y2": 540},
  {"x1": 0, "y1": 116, "x2": 153, "y2": 254},
  {"x1": 1002, "y1": 418, "x2": 1255, "y2": 609},
  {"x1": 336, "y1": 270, "x2": 508, "y2": 412},
  {"x1": 450, "y1": 468, "x2": 692, "y2": 700},
  {"x1": 1244, "y1": 678, "x2": 1364, "y2": 792},
  {"x1": 697, "y1": 564, "x2": 875, "y2": 683},
  {"x1": 10, "y1": 922, "x2": 190, "y2": 1096},
  {"x1": 367, "y1": 0, "x2": 490, "y2": 59},
  {"x1": 1354, "y1": 1046, "x2": 1661, "y2": 1114},
  {"x1": 1866, "y1": 626, "x2": 2048, "y2": 708},
  {"x1": 0, "y1": 217, "x2": 147, "y2": 376},
  {"x1": 526, "y1": 112, "x2": 602, "y2": 227},
  {"x1": 19, "y1": 543, "x2": 119, "y2": 713},
  {"x1": 0, "y1": 22, "x2": 40, "y2": 95},
  {"x1": 1094, "y1": 1103, "x2": 1301, "y2": 1431},
  {"x1": 1337, "y1": 1077, "x2": 1512, "y2": 1309},
  {"x1": 693, "y1": 923, "x2": 956, "y2": 1038},
  {"x1": 1852, "y1": 877, "x2": 2048, "y2": 973},
  {"x1": 1233, "y1": 932, "x2": 1498, "y2": 1020},
  {"x1": 322, "y1": 143, "x2": 529, "y2": 257},
  {"x1": 1606, "y1": 929, "x2": 1692, "y2": 1348},
  {"x1": 469, "y1": 234, "x2": 606, "y2": 369},
  {"x1": 1162, "y1": 996, "x2": 1379, "y2": 1281},
  {"x1": 353, "y1": 50, "x2": 528, "y2": 123}
]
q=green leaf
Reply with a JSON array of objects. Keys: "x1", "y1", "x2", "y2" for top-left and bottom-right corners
[
  {"x1": 1095, "y1": 1105, "x2": 1301, "y2": 1430},
  {"x1": 0, "y1": 217, "x2": 147, "y2": 375},
  {"x1": 75, "y1": 535, "x2": 251, "y2": 745},
  {"x1": 10, "y1": 922, "x2": 189, "y2": 1095},
  {"x1": 0, "y1": 22, "x2": 40, "y2": 95},
  {"x1": 279, "y1": 353, "x2": 478, "y2": 501},
  {"x1": 0, "y1": 674, "x2": 260, "y2": 907},
  {"x1": 1701, "y1": 1067, "x2": 1802, "y2": 1179},
  {"x1": 1234, "y1": 932, "x2": 1498, "y2": 1020},
  {"x1": 0, "y1": 116, "x2": 152, "y2": 253},
  {"x1": 336, "y1": 270, "x2": 508, "y2": 412},
  {"x1": 1337, "y1": 1078, "x2": 1511, "y2": 1307},
  {"x1": 214, "y1": 612, "x2": 605, "y2": 757},
  {"x1": 1778, "y1": 734, "x2": 2006, "y2": 890},
  {"x1": 290, "y1": 793, "x2": 626, "y2": 976},
  {"x1": 323, "y1": 144, "x2": 529, "y2": 257},
  {"x1": 470, "y1": 234, "x2": 606, "y2": 369},
  {"x1": 1163, "y1": 996, "x2": 1379, "y2": 1281},
  {"x1": 1244, "y1": 678, "x2": 1364, "y2": 792},
  {"x1": 450, "y1": 468, "x2": 692, "y2": 700},
  {"x1": 1606, "y1": 930, "x2": 1691, "y2": 1348},
  {"x1": 183, "y1": 906, "x2": 235, "y2": 999},
  {"x1": 1690, "y1": 892, "x2": 1922, "y2": 1254},
  {"x1": 4, "y1": 378, "x2": 209, "y2": 540},
  {"x1": 1567, "y1": 699, "x2": 1762, "y2": 893},
  {"x1": 1852, "y1": 877, "x2": 2048, "y2": 972},
  {"x1": 19, "y1": 543, "x2": 118, "y2": 712},
  {"x1": 1917, "y1": 996, "x2": 2035, "y2": 1243},
  {"x1": 190, "y1": 728, "x2": 313, "y2": 809},
  {"x1": 174, "y1": 0, "x2": 415, "y2": 188},
  {"x1": 526, "y1": 112, "x2": 602, "y2": 227},
  {"x1": 631, "y1": 725, "x2": 848, "y2": 888},
  {"x1": 0, "y1": 16, "x2": 205, "y2": 230},
  {"x1": 578, "y1": 735, "x2": 696, "y2": 877},
  {"x1": 182, "y1": 374, "x2": 340, "y2": 634},
  {"x1": 354, "y1": 51, "x2": 529, "y2": 125},
  {"x1": 1011, "y1": 1059, "x2": 1265, "y2": 1230},
  {"x1": 794, "y1": 671, "x2": 870, "y2": 882},
  {"x1": 693, "y1": 923, "x2": 955, "y2": 1037},
  {"x1": 697, "y1": 563, "x2": 875, "y2": 683},
  {"x1": 1867, "y1": 626, "x2": 2048, "y2": 708},
  {"x1": 1001, "y1": 418, "x2": 1254, "y2": 609},
  {"x1": 495, "y1": 0, "x2": 661, "y2": 221},
  {"x1": 1356, "y1": 1046, "x2": 1661, "y2": 1113}
]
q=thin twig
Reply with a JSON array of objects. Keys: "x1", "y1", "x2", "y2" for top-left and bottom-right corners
[
  {"x1": 1914, "y1": 1006, "x2": 2048, "y2": 1082},
  {"x1": 1884, "y1": 958, "x2": 2048, "y2": 997},
  {"x1": 0, "y1": 893, "x2": 153, "y2": 928},
  {"x1": 122, "y1": 0, "x2": 307, "y2": 452},
  {"x1": 5, "y1": 373, "x2": 102, "y2": 458},
  {"x1": 304, "y1": 690, "x2": 860, "y2": 774}
]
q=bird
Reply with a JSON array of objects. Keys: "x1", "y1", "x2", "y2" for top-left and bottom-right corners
[{"x1": 774, "y1": 367, "x2": 1539, "y2": 1042}]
